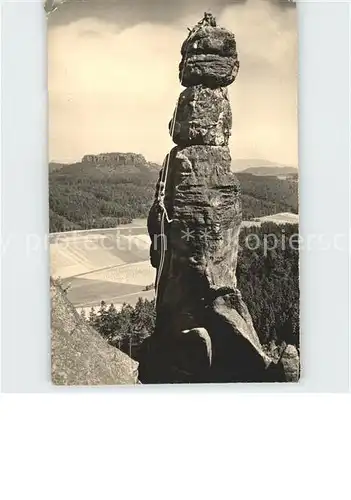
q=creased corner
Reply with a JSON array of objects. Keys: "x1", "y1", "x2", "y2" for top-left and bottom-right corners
[{"x1": 44, "y1": 0, "x2": 67, "y2": 17}]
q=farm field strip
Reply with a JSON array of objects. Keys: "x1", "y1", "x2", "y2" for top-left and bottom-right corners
[{"x1": 50, "y1": 214, "x2": 298, "y2": 309}]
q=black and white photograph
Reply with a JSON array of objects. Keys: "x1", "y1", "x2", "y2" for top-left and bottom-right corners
[{"x1": 48, "y1": 0, "x2": 299, "y2": 385}]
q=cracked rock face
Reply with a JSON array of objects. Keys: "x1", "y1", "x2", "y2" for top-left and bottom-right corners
[
  {"x1": 179, "y1": 25, "x2": 240, "y2": 87},
  {"x1": 167, "y1": 145, "x2": 241, "y2": 292},
  {"x1": 181, "y1": 26, "x2": 238, "y2": 57},
  {"x1": 180, "y1": 53, "x2": 240, "y2": 88},
  {"x1": 148, "y1": 146, "x2": 241, "y2": 291},
  {"x1": 169, "y1": 86, "x2": 232, "y2": 146}
]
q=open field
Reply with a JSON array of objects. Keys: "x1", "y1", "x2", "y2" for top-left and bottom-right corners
[
  {"x1": 50, "y1": 220, "x2": 154, "y2": 310},
  {"x1": 256, "y1": 212, "x2": 299, "y2": 224},
  {"x1": 243, "y1": 212, "x2": 299, "y2": 227},
  {"x1": 50, "y1": 214, "x2": 298, "y2": 311}
]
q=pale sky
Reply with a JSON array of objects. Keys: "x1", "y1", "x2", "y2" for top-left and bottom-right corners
[{"x1": 48, "y1": 0, "x2": 298, "y2": 166}]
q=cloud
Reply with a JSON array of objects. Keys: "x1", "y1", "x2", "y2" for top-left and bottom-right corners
[
  {"x1": 48, "y1": 0, "x2": 295, "y2": 28},
  {"x1": 49, "y1": 0, "x2": 298, "y2": 166},
  {"x1": 48, "y1": 0, "x2": 246, "y2": 27}
]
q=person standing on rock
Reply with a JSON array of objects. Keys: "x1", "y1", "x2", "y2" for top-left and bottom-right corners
[
  {"x1": 201, "y1": 12, "x2": 217, "y2": 27},
  {"x1": 187, "y1": 12, "x2": 217, "y2": 37}
]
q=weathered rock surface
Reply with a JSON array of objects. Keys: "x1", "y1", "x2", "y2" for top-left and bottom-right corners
[
  {"x1": 180, "y1": 53, "x2": 239, "y2": 88},
  {"x1": 179, "y1": 25, "x2": 239, "y2": 87},
  {"x1": 169, "y1": 86, "x2": 232, "y2": 146},
  {"x1": 181, "y1": 25, "x2": 238, "y2": 57},
  {"x1": 279, "y1": 344, "x2": 300, "y2": 382},
  {"x1": 148, "y1": 145, "x2": 241, "y2": 292},
  {"x1": 169, "y1": 145, "x2": 241, "y2": 290},
  {"x1": 51, "y1": 279, "x2": 138, "y2": 386}
]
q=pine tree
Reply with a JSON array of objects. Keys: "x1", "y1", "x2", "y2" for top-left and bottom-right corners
[{"x1": 89, "y1": 307, "x2": 97, "y2": 326}]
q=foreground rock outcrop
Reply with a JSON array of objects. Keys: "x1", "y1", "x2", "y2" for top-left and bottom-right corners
[
  {"x1": 139, "y1": 14, "x2": 299, "y2": 384},
  {"x1": 51, "y1": 279, "x2": 138, "y2": 386}
]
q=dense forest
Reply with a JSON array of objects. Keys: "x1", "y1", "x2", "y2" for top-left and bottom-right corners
[
  {"x1": 49, "y1": 155, "x2": 298, "y2": 232},
  {"x1": 85, "y1": 223, "x2": 299, "y2": 360},
  {"x1": 237, "y1": 222, "x2": 299, "y2": 347},
  {"x1": 238, "y1": 173, "x2": 298, "y2": 217},
  {"x1": 49, "y1": 154, "x2": 159, "y2": 232}
]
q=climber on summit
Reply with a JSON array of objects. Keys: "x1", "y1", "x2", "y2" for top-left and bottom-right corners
[
  {"x1": 187, "y1": 12, "x2": 217, "y2": 37},
  {"x1": 201, "y1": 12, "x2": 217, "y2": 27}
]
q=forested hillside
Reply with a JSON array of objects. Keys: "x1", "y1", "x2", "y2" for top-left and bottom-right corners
[
  {"x1": 87, "y1": 223, "x2": 299, "y2": 360},
  {"x1": 49, "y1": 153, "x2": 159, "y2": 232},
  {"x1": 237, "y1": 173, "x2": 298, "y2": 219},
  {"x1": 49, "y1": 154, "x2": 298, "y2": 232}
]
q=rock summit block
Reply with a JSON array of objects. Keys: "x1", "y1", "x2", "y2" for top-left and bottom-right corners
[{"x1": 179, "y1": 25, "x2": 240, "y2": 87}]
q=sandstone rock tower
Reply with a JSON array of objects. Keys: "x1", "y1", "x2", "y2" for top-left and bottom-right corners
[{"x1": 139, "y1": 14, "x2": 297, "y2": 383}]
